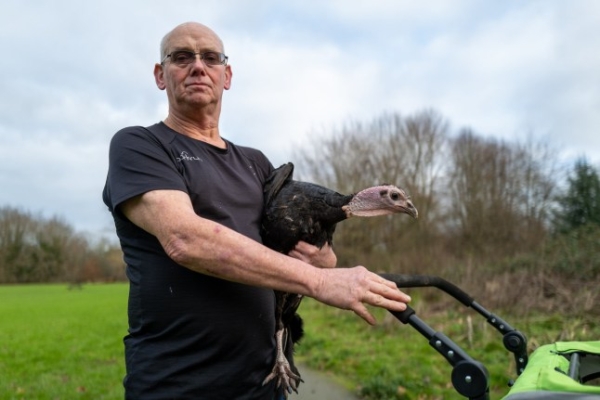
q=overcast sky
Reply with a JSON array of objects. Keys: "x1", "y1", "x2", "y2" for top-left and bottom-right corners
[{"x1": 1, "y1": 0, "x2": 599, "y2": 240}]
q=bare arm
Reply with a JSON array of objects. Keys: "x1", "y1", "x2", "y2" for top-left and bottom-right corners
[{"x1": 120, "y1": 189, "x2": 410, "y2": 324}]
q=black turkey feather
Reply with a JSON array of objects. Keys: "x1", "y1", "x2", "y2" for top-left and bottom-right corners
[{"x1": 261, "y1": 162, "x2": 418, "y2": 397}]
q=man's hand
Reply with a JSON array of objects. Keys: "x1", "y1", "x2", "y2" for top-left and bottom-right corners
[
  {"x1": 311, "y1": 266, "x2": 411, "y2": 325},
  {"x1": 288, "y1": 242, "x2": 409, "y2": 325},
  {"x1": 288, "y1": 242, "x2": 337, "y2": 269}
]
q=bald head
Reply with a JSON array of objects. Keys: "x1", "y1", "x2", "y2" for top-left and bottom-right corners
[{"x1": 160, "y1": 22, "x2": 225, "y2": 60}]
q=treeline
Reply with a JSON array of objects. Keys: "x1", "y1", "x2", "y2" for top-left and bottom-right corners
[
  {"x1": 0, "y1": 208, "x2": 125, "y2": 284},
  {"x1": 1, "y1": 108, "x2": 599, "y2": 315},
  {"x1": 295, "y1": 109, "x2": 600, "y2": 315}
]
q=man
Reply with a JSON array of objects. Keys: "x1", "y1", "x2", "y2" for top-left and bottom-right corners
[{"x1": 103, "y1": 22, "x2": 411, "y2": 399}]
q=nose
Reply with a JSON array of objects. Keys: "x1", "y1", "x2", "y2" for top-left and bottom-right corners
[{"x1": 189, "y1": 54, "x2": 207, "y2": 72}]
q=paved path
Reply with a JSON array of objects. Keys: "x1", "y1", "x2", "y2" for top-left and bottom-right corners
[{"x1": 289, "y1": 365, "x2": 360, "y2": 400}]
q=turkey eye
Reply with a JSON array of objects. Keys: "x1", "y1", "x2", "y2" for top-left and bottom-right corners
[{"x1": 391, "y1": 192, "x2": 400, "y2": 201}]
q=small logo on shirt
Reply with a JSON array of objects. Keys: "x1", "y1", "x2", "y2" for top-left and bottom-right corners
[{"x1": 176, "y1": 151, "x2": 202, "y2": 162}]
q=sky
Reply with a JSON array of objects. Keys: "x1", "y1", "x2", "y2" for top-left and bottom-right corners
[{"x1": 1, "y1": 0, "x2": 599, "y2": 241}]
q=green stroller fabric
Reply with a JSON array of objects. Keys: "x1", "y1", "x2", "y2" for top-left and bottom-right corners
[{"x1": 502, "y1": 341, "x2": 600, "y2": 400}]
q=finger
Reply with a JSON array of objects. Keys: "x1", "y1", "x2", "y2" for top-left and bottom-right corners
[
  {"x1": 287, "y1": 247, "x2": 312, "y2": 263},
  {"x1": 369, "y1": 279, "x2": 411, "y2": 303},
  {"x1": 295, "y1": 241, "x2": 317, "y2": 253},
  {"x1": 353, "y1": 304, "x2": 376, "y2": 325},
  {"x1": 365, "y1": 273, "x2": 404, "y2": 294},
  {"x1": 376, "y1": 275, "x2": 403, "y2": 290},
  {"x1": 363, "y1": 291, "x2": 408, "y2": 312},
  {"x1": 287, "y1": 249, "x2": 300, "y2": 259}
]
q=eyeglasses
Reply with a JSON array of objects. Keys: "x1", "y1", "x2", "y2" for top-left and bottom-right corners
[{"x1": 161, "y1": 50, "x2": 228, "y2": 67}]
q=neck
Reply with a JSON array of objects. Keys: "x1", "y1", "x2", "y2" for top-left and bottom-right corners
[{"x1": 164, "y1": 113, "x2": 226, "y2": 149}]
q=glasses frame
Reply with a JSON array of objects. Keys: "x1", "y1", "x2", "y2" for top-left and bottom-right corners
[{"x1": 161, "y1": 50, "x2": 229, "y2": 67}]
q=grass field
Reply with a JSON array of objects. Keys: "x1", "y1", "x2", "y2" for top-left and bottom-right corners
[
  {"x1": 1, "y1": 283, "x2": 599, "y2": 400},
  {"x1": 0, "y1": 284, "x2": 128, "y2": 400}
]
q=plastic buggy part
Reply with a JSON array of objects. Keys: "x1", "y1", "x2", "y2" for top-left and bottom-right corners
[{"x1": 501, "y1": 341, "x2": 600, "y2": 400}]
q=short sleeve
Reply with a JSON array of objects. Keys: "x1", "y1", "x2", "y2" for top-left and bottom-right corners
[{"x1": 102, "y1": 126, "x2": 187, "y2": 213}]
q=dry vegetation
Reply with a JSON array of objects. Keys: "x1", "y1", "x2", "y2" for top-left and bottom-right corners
[
  {"x1": 295, "y1": 109, "x2": 600, "y2": 317},
  {"x1": 0, "y1": 207, "x2": 125, "y2": 284}
]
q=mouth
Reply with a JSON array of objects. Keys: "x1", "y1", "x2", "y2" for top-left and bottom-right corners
[{"x1": 186, "y1": 82, "x2": 209, "y2": 89}]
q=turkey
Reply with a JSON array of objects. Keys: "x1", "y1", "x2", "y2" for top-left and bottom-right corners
[{"x1": 261, "y1": 162, "x2": 418, "y2": 397}]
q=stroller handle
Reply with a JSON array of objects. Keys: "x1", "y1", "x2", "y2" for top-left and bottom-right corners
[
  {"x1": 380, "y1": 274, "x2": 474, "y2": 305},
  {"x1": 380, "y1": 274, "x2": 529, "y2": 377}
]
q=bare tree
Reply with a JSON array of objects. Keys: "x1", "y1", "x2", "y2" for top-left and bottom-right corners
[
  {"x1": 0, "y1": 206, "x2": 124, "y2": 283},
  {"x1": 0, "y1": 207, "x2": 37, "y2": 282},
  {"x1": 445, "y1": 129, "x2": 556, "y2": 260},
  {"x1": 294, "y1": 110, "x2": 449, "y2": 272}
]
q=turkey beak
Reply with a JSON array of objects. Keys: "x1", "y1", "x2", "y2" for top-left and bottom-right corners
[{"x1": 405, "y1": 201, "x2": 418, "y2": 219}]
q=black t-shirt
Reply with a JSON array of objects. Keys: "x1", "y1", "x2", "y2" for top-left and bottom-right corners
[{"x1": 103, "y1": 122, "x2": 277, "y2": 399}]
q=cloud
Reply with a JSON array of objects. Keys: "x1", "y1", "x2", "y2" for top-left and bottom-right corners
[
  {"x1": 222, "y1": 36, "x2": 383, "y2": 165},
  {"x1": 1, "y1": 0, "x2": 599, "y2": 239}
]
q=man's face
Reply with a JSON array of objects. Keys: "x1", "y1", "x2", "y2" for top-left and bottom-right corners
[{"x1": 154, "y1": 25, "x2": 232, "y2": 112}]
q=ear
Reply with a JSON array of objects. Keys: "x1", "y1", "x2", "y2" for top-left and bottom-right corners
[
  {"x1": 224, "y1": 64, "x2": 232, "y2": 90},
  {"x1": 154, "y1": 63, "x2": 166, "y2": 90}
]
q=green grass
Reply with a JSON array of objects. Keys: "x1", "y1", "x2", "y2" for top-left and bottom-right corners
[
  {"x1": 0, "y1": 284, "x2": 128, "y2": 400},
  {"x1": 1, "y1": 284, "x2": 598, "y2": 400}
]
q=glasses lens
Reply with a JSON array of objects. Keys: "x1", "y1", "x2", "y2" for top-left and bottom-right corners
[
  {"x1": 170, "y1": 51, "x2": 195, "y2": 65},
  {"x1": 166, "y1": 51, "x2": 227, "y2": 66},
  {"x1": 202, "y1": 52, "x2": 224, "y2": 65}
]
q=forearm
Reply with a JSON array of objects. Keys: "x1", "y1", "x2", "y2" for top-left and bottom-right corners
[
  {"x1": 168, "y1": 220, "x2": 412, "y2": 327},
  {"x1": 162, "y1": 218, "x2": 410, "y2": 324},
  {"x1": 163, "y1": 215, "x2": 324, "y2": 296},
  {"x1": 122, "y1": 189, "x2": 321, "y2": 294}
]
